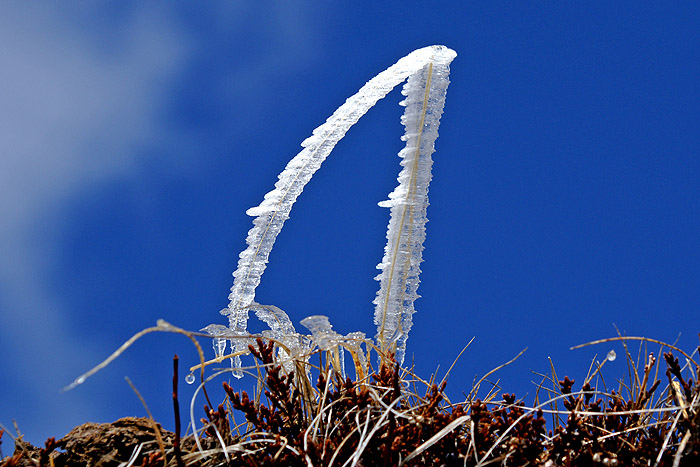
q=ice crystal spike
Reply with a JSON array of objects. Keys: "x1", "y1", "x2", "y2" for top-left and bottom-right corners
[
  {"x1": 374, "y1": 53, "x2": 455, "y2": 366},
  {"x1": 222, "y1": 46, "x2": 457, "y2": 341},
  {"x1": 200, "y1": 324, "x2": 229, "y2": 358},
  {"x1": 201, "y1": 321, "x2": 250, "y2": 378},
  {"x1": 229, "y1": 330, "x2": 249, "y2": 379}
]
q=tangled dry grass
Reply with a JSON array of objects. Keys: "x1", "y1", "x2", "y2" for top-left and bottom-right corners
[{"x1": 2, "y1": 335, "x2": 699, "y2": 466}]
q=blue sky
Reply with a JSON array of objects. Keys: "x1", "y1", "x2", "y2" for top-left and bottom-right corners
[{"x1": 1, "y1": 2, "x2": 699, "y2": 446}]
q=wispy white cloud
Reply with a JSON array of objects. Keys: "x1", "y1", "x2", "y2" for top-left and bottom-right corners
[
  {"x1": 0, "y1": 2, "x2": 196, "y2": 442},
  {"x1": 0, "y1": 2, "x2": 321, "y2": 443}
]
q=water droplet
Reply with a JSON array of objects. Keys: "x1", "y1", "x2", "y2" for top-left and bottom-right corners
[
  {"x1": 185, "y1": 373, "x2": 195, "y2": 384},
  {"x1": 606, "y1": 350, "x2": 617, "y2": 362}
]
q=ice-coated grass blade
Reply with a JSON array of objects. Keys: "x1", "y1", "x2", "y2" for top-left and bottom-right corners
[
  {"x1": 220, "y1": 45, "x2": 456, "y2": 372},
  {"x1": 373, "y1": 57, "x2": 454, "y2": 365}
]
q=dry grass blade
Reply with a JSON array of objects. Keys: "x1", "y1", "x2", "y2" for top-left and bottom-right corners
[
  {"x1": 62, "y1": 320, "x2": 207, "y2": 392},
  {"x1": 400, "y1": 414, "x2": 470, "y2": 465},
  {"x1": 347, "y1": 396, "x2": 404, "y2": 467},
  {"x1": 470, "y1": 347, "x2": 527, "y2": 399},
  {"x1": 571, "y1": 335, "x2": 699, "y2": 370},
  {"x1": 673, "y1": 430, "x2": 693, "y2": 467},
  {"x1": 438, "y1": 337, "x2": 475, "y2": 390},
  {"x1": 123, "y1": 377, "x2": 166, "y2": 462}
]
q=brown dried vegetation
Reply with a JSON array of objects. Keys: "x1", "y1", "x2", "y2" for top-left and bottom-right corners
[{"x1": 2, "y1": 336, "x2": 699, "y2": 466}]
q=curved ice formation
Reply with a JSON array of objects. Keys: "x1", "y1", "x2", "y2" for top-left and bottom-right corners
[
  {"x1": 300, "y1": 315, "x2": 340, "y2": 351},
  {"x1": 250, "y1": 303, "x2": 301, "y2": 372},
  {"x1": 218, "y1": 45, "x2": 455, "y2": 371},
  {"x1": 301, "y1": 315, "x2": 348, "y2": 378}
]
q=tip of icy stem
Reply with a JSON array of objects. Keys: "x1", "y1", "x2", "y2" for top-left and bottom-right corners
[{"x1": 409, "y1": 45, "x2": 457, "y2": 65}]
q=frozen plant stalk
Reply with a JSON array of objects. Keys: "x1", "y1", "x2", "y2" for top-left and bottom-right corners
[
  {"x1": 374, "y1": 54, "x2": 454, "y2": 365},
  {"x1": 219, "y1": 45, "x2": 456, "y2": 371}
]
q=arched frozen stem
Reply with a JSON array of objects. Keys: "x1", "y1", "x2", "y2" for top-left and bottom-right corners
[{"x1": 210, "y1": 45, "x2": 456, "y2": 375}]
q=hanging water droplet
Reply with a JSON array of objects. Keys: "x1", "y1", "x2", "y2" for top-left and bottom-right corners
[
  {"x1": 185, "y1": 373, "x2": 195, "y2": 384},
  {"x1": 606, "y1": 350, "x2": 617, "y2": 362}
]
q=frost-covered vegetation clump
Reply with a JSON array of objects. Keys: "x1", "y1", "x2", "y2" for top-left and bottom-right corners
[{"x1": 11, "y1": 45, "x2": 700, "y2": 467}]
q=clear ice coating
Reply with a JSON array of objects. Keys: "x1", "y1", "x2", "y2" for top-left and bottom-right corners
[
  {"x1": 201, "y1": 322, "x2": 248, "y2": 379},
  {"x1": 301, "y1": 315, "x2": 346, "y2": 378},
  {"x1": 200, "y1": 324, "x2": 229, "y2": 358},
  {"x1": 300, "y1": 315, "x2": 340, "y2": 351},
  {"x1": 344, "y1": 331, "x2": 368, "y2": 379},
  {"x1": 250, "y1": 303, "x2": 296, "y2": 340},
  {"x1": 373, "y1": 54, "x2": 455, "y2": 366},
  {"x1": 222, "y1": 46, "x2": 457, "y2": 347},
  {"x1": 249, "y1": 303, "x2": 301, "y2": 373}
]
